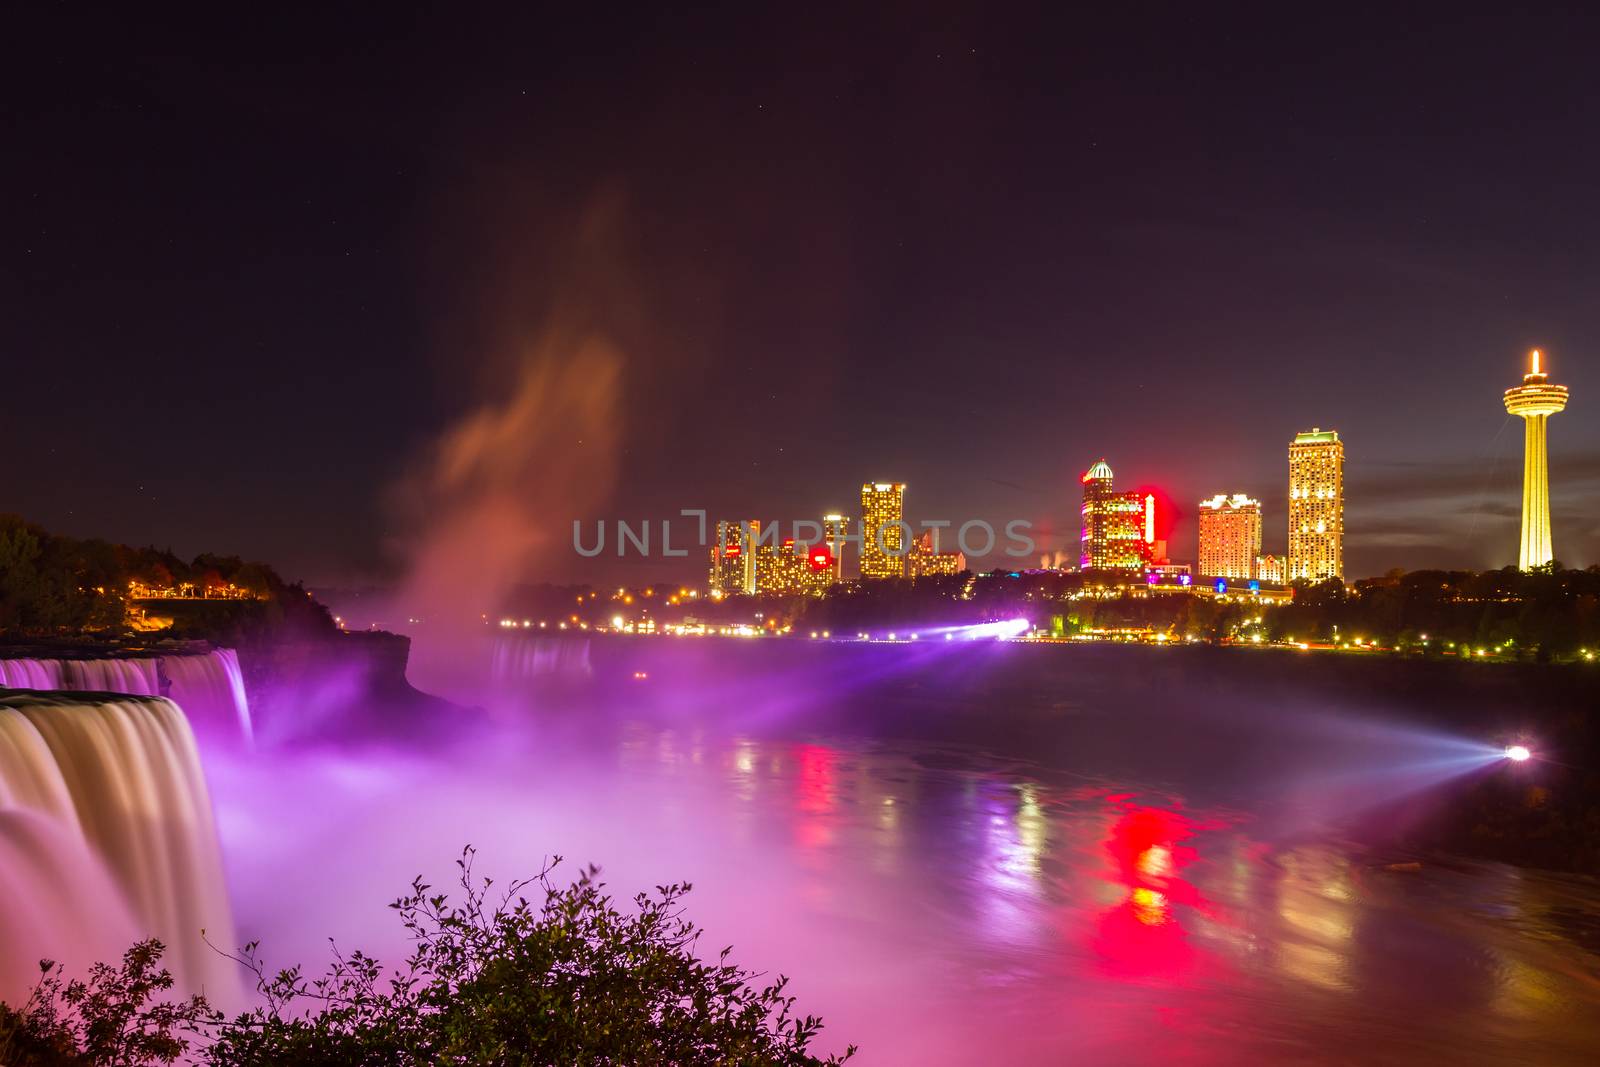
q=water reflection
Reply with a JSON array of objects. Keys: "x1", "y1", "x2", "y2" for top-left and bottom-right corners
[
  {"x1": 1270, "y1": 849, "x2": 1356, "y2": 992},
  {"x1": 629, "y1": 728, "x2": 1596, "y2": 1060},
  {"x1": 1091, "y1": 806, "x2": 1203, "y2": 981},
  {"x1": 216, "y1": 706, "x2": 1600, "y2": 1065}
]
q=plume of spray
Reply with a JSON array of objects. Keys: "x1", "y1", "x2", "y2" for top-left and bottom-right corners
[
  {"x1": 391, "y1": 202, "x2": 630, "y2": 703},
  {"x1": 397, "y1": 337, "x2": 621, "y2": 699}
]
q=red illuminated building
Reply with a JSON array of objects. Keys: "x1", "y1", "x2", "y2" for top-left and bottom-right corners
[{"x1": 1079, "y1": 460, "x2": 1156, "y2": 571}]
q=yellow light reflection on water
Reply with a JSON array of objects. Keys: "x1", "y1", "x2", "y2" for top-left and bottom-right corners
[{"x1": 1130, "y1": 887, "x2": 1171, "y2": 926}]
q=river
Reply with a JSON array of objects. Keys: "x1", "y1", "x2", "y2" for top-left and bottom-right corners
[{"x1": 211, "y1": 637, "x2": 1600, "y2": 1064}]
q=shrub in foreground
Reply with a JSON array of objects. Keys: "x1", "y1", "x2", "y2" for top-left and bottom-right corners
[{"x1": 0, "y1": 850, "x2": 854, "y2": 1066}]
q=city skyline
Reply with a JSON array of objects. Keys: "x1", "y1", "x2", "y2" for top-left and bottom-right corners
[
  {"x1": 5, "y1": 12, "x2": 1599, "y2": 588},
  {"x1": 680, "y1": 361, "x2": 1576, "y2": 590},
  {"x1": 693, "y1": 422, "x2": 1329, "y2": 589}
]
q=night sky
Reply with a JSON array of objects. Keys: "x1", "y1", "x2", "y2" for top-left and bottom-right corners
[{"x1": 7, "y1": 8, "x2": 1599, "y2": 586}]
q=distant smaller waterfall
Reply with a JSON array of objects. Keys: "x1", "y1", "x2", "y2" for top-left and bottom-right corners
[{"x1": 491, "y1": 636, "x2": 594, "y2": 682}]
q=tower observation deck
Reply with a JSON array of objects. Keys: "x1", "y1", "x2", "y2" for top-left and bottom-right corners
[{"x1": 1503, "y1": 349, "x2": 1569, "y2": 570}]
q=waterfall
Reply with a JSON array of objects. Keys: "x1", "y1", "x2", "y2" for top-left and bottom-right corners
[
  {"x1": 491, "y1": 635, "x2": 594, "y2": 682},
  {"x1": 0, "y1": 708, "x2": 80, "y2": 826},
  {"x1": 0, "y1": 810, "x2": 138, "y2": 1005},
  {"x1": 164, "y1": 648, "x2": 255, "y2": 746},
  {"x1": 0, "y1": 692, "x2": 239, "y2": 1003},
  {"x1": 64, "y1": 656, "x2": 161, "y2": 695},
  {"x1": 0, "y1": 649, "x2": 253, "y2": 746},
  {"x1": 0, "y1": 656, "x2": 160, "y2": 695},
  {"x1": 0, "y1": 657, "x2": 65, "y2": 689}
]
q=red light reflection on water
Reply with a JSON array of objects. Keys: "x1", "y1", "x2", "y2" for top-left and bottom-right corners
[
  {"x1": 1092, "y1": 803, "x2": 1205, "y2": 980},
  {"x1": 794, "y1": 743, "x2": 839, "y2": 850}
]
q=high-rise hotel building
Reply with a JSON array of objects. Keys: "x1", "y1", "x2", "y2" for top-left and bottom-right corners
[
  {"x1": 710, "y1": 519, "x2": 758, "y2": 596},
  {"x1": 1287, "y1": 429, "x2": 1344, "y2": 581},
  {"x1": 1197, "y1": 494, "x2": 1261, "y2": 580},
  {"x1": 1079, "y1": 460, "x2": 1151, "y2": 571},
  {"x1": 859, "y1": 483, "x2": 907, "y2": 579}
]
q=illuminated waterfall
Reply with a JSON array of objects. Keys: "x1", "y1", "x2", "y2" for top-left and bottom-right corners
[
  {"x1": 491, "y1": 636, "x2": 594, "y2": 682},
  {"x1": 63, "y1": 656, "x2": 162, "y2": 695},
  {"x1": 0, "y1": 707, "x2": 80, "y2": 824},
  {"x1": 0, "y1": 692, "x2": 239, "y2": 1002},
  {"x1": 0, "y1": 658, "x2": 65, "y2": 689},
  {"x1": 0, "y1": 809, "x2": 139, "y2": 1004},
  {"x1": 164, "y1": 648, "x2": 255, "y2": 746},
  {"x1": 0, "y1": 656, "x2": 161, "y2": 694},
  {"x1": 0, "y1": 649, "x2": 253, "y2": 745}
]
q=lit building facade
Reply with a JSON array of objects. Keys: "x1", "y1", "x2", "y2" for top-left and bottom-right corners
[
  {"x1": 859, "y1": 482, "x2": 908, "y2": 579},
  {"x1": 710, "y1": 519, "x2": 757, "y2": 596},
  {"x1": 822, "y1": 513, "x2": 850, "y2": 582},
  {"x1": 1503, "y1": 349, "x2": 1569, "y2": 570},
  {"x1": 907, "y1": 530, "x2": 966, "y2": 578},
  {"x1": 1079, "y1": 460, "x2": 1151, "y2": 571},
  {"x1": 755, "y1": 540, "x2": 796, "y2": 595},
  {"x1": 755, "y1": 539, "x2": 833, "y2": 597},
  {"x1": 1287, "y1": 429, "x2": 1344, "y2": 581},
  {"x1": 1197, "y1": 494, "x2": 1262, "y2": 580},
  {"x1": 1255, "y1": 554, "x2": 1286, "y2": 584},
  {"x1": 1145, "y1": 562, "x2": 1193, "y2": 586}
]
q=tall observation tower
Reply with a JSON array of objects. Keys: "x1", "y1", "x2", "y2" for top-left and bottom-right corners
[{"x1": 1503, "y1": 349, "x2": 1570, "y2": 570}]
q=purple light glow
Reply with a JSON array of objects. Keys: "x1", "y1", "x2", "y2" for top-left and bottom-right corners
[
  {"x1": 955, "y1": 618, "x2": 1031, "y2": 640},
  {"x1": 10, "y1": 637, "x2": 1590, "y2": 1063}
]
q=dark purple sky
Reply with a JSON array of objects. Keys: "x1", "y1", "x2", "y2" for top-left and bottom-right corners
[{"x1": 5, "y1": 8, "x2": 1598, "y2": 586}]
